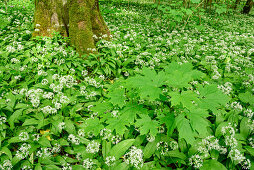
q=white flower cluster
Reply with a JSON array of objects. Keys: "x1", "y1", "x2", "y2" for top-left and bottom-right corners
[
  {"x1": 197, "y1": 136, "x2": 227, "y2": 158},
  {"x1": 0, "y1": 160, "x2": 13, "y2": 170},
  {"x1": 15, "y1": 143, "x2": 31, "y2": 159},
  {"x1": 84, "y1": 77, "x2": 102, "y2": 88},
  {"x1": 249, "y1": 137, "x2": 254, "y2": 148},
  {"x1": 146, "y1": 133, "x2": 155, "y2": 142},
  {"x1": 230, "y1": 101, "x2": 243, "y2": 112},
  {"x1": 26, "y1": 89, "x2": 43, "y2": 107},
  {"x1": 62, "y1": 163, "x2": 72, "y2": 170},
  {"x1": 0, "y1": 116, "x2": 7, "y2": 125},
  {"x1": 100, "y1": 128, "x2": 112, "y2": 140},
  {"x1": 169, "y1": 141, "x2": 179, "y2": 150},
  {"x1": 41, "y1": 106, "x2": 57, "y2": 115},
  {"x1": 58, "y1": 122, "x2": 66, "y2": 130},
  {"x1": 36, "y1": 148, "x2": 52, "y2": 158},
  {"x1": 10, "y1": 58, "x2": 20, "y2": 64},
  {"x1": 86, "y1": 141, "x2": 100, "y2": 153},
  {"x1": 68, "y1": 134, "x2": 80, "y2": 145},
  {"x1": 156, "y1": 141, "x2": 169, "y2": 155},
  {"x1": 222, "y1": 124, "x2": 251, "y2": 169},
  {"x1": 105, "y1": 156, "x2": 116, "y2": 166},
  {"x1": 217, "y1": 82, "x2": 232, "y2": 95},
  {"x1": 42, "y1": 92, "x2": 54, "y2": 99},
  {"x1": 189, "y1": 154, "x2": 203, "y2": 168},
  {"x1": 19, "y1": 132, "x2": 29, "y2": 141},
  {"x1": 83, "y1": 158, "x2": 94, "y2": 169},
  {"x1": 110, "y1": 135, "x2": 122, "y2": 144},
  {"x1": 124, "y1": 146, "x2": 143, "y2": 169},
  {"x1": 244, "y1": 109, "x2": 254, "y2": 118}
]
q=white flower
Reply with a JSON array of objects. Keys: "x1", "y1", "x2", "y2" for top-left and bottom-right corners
[
  {"x1": 41, "y1": 79, "x2": 48, "y2": 85},
  {"x1": 189, "y1": 154, "x2": 203, "y2": 168},
  {"x1": 68, "y1": 134, "x2": 80, "y2": 145},
  {"x1": 15, "y1": 143, "x2": 31, "y2": 159},
  {"x1": 1, "y1": 160, "x2": 13, "y2": 170},
  {"x1": 124, "y1": 146, "x2": 143, "y2": 169},
  {"x1": 169, "y1": 141, "x2": 178, "y2": 150},
  {"x1": 83, "y1": 158, "x2": 94, "y2": 169},
  {"x1": 105, "y1": 156, "x2": 116, "y2": 166},
  {"x1": 228, "y1": 149, "x2": 245, "y2": 164},
  {"x1": 156, "y1": 141, "x2": 168, "y2": 155},
  {"x1": 86, "y1": 141, "x2": 100, "y2": 153},
  {"x1": 0, "y1": 116, "x2": 7, "y2": 125},
  {"x1": 19, "y1": 132, "x2": 29, "y2": 141},
  {"x1": 58, "y1": 122, "x2": 65, "y2": 130}
]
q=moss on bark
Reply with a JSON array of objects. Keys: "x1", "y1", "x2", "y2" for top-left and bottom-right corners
[{"x1": 33, "y1": 0, "x2": 110, "y2": 55}]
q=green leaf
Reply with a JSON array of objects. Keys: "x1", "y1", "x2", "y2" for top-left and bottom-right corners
[
  {"x1": 108, "y1": 87, "x2": 126, "y2": 108},
  {"x1": 84, "y1": 118, "x2": 104, "y2": 136},
  {"x1": 198, "y1": 85, "x2": 230, "y2": 111},
  {"x1": 8, "y1": 109, "x2": 23, "y2": 130},
  {"x1": 165, "y1": 62, "x2": 204, "y2": 88},
  {"x1": 35, "y1": 163, "x2": 43, "y2": 170},
  {"x1": 191, "y1": 0, "x2": 201, "y2": 3},
  {"x1": 1, "y1": 147, "x2": 12, "y2": 159},
  {"x1": 102, "y1": 140, "x2": 111, "y2": 159},
  {"x1": 38, "y1": 137, "x2": 51, "y2": 147},
  {"x1": 127, "y1": 67, "x2": 166, "y2": 101},
  {"x1": 240, "y1": 117, "x2": 250, "y2": 139},
  {"x1": 176, "y1": 114, "x2": 195, "y2": 145},
  {"x1": 200, "y1": 159, "x2": 227, "y2": 170},
  {"x1": 22, "y1": 118, "x2": 39, "y2": 126},
  {"x1": 169, "y1": 90, "x2": 198, "y2": 109},
  {"x1": 109, "y1": 139, "x2": 135, "y2": 160},
  {"x1": 187, "y1": 108, "x2": 210, "y2": 137},
  {"x1": 135, "y1": 114, "x2": 159, "y2": 137},
  {"x1": 239, "y1": 91, "x2": 254, "y2": 105},
  {"x1": 64, "y1": 119, "x2": 76, "y2": 134},
  {"x1": 143, "y1": 136, "x2": 160, "y2": 159},
  {"x1": 164, "y1": 150, "x2": 187, "y2": 160},
  {"x1": 245, "y1": 146, "x2": 254, "y2": 157}
]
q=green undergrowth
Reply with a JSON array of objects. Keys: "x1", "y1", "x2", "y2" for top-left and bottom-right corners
[{"x1": 0, "y1": 0, "x2": 254, "y2": 169}]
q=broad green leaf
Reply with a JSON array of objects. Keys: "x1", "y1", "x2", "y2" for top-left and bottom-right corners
[
  {"x1": 64, "y1": 119, "x2": 76, "y2": 134},
  {"x1": 198, "y1": 85, "x2": 230, "y2": 111},
  {"x1": 240, "y1": 117, "x2": 250, "y2": 139},
  {"x1": 22, "y1": 118, "x2": 39, "y2": 126},
  {"x1": 239, "y1": 91, "x2": 254, "y2": 105},
  {"x1": 158, "y1": 112, "x2": 176, "y2": 136},
  {"x1": 127, "y1": 67, "x2": 166, "y2": 101},
  {"x1": 8, "y1": 109, "x2": 23, "y2": 130},
  {"x1": 143, "y1": 136, "x2": 160, "y2": 159},
  {"x1": 245, "y1": 146, "x2": 254, "y2": 157},
  {"x1": 164, "y1": 150, "x2": 187, "y2": 160},
  {"x1": 1, "y1": 147, "x2": 12, "y2": 159},
  {"x1": 109, "y1": 139, "x2": 135, "y2": 160},
  {"x1": 108, "y1": 87, "x2": 126, "y2": 108},
  {"x1": 176, "y1": 114, "x2": 195, "y2": 145},
  {"x1": 38, "y1": 136, "x2": 51, "y2": 147},
  {"x1": 200, "y1": 159, "x2": 227, "y2": 170},
  {"x1": 102, "y1": 140, "x2": 111, "y2": 159},
  {"x1": 169, "y1": 90, "x2": 198, "y2": 109},
  {"x1": 84, "y1": 118, "x2": 104, "y2": 136},
  {"x1": 191, "y1": 0, "x2": 201, "y2": 3},
  {"x1": 135, "y1": 114, "x2": 159, "y2": 137}
]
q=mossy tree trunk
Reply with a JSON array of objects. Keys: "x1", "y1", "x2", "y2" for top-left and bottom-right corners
[
  {"x1": 33, "y1": 0, "x2": 110, "y2": 54},
  {"x1": 242, "y1": 0, "x2": 253, "y2": 14}
]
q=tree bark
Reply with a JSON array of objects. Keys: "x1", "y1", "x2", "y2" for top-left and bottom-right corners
[
  {"x1": 242, "y1": 0, "x2": 254, "y2": 14},
  {"x1": 33, "y1": 0, "x2": 110, "y2": 55},
  {"x1": 233, "y1": 0, "x2": 241, "y2": 10}
]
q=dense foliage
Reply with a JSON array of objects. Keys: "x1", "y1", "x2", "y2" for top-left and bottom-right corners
[{"x1": 0, "y1": 0, "x2": 254, "y2": 169}]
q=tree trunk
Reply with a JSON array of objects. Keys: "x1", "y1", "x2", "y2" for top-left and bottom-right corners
[
  {"x1": 242, "y1": 0, "x2": 254, "y2": 14},
  {"x1": 33, "y1": 0, "x2": 110, "y2": 55},
  {"x1": 233, "y1": 0, "x2": 241, "y2": 10}
]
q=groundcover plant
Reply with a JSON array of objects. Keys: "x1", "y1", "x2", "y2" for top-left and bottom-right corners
[{"x1": 0, "y1": 0, "x2": 254, "y2": 169}]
